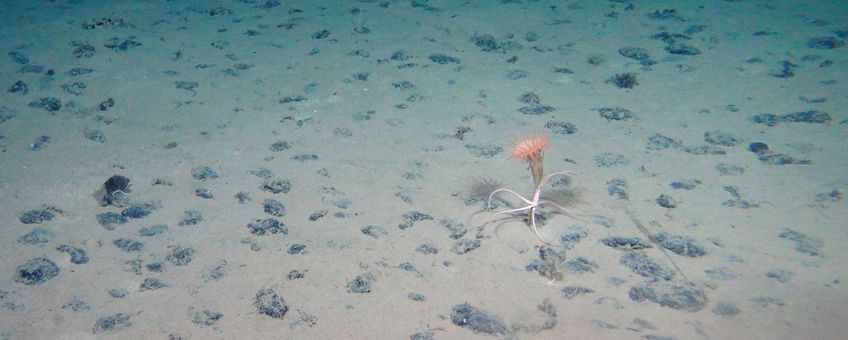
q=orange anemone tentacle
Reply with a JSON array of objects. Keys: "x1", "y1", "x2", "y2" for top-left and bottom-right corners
[{"x1": 511, "y1": 133, "x2": 549, "y2": 162}]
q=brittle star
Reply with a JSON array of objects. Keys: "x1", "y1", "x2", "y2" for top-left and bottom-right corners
[{"x1": 485, "y1": 171, "x2": 579, "y2": 245}]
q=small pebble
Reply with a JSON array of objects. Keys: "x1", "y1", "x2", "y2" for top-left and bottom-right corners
[
  {"x1": 178, "y1": 210, "x2": 203, "y2": 226},
  {"x1": 195, "y1": 188, "x2": 214, "y2": 199},
  {"x1": 17, "y1": 227, "x2": 54, "y2": 244},
  {"x1": 140, "y1": 277, "x2": 167, "y2": 291},
  {"x1": 713, "y1": 301, "x2": 741, "y2": 316},
  {"x1": 19, "y1": 208, "x2": 55, "y2": 224},
  {"x1": 15, "y1": 257, "x2": 60, "y2": 285},
  {"x1": 346, "y1": 272, "x2": 374, "y2": 294},
  {"x1": 167, "y1": 247, "x2": 196, "y2": 266},
  {"x1": 92, "y1": 313, "x2": 132, "y2": 334},
  {"x1": 56, "y1": 244, "x2": 89, "y2": 264},
  {"x1": 191, "y1": 166, "x2": 218, "y2": 181},
  {"x1": 255, "y1": 288, "x2": 289, "y2": 319}
]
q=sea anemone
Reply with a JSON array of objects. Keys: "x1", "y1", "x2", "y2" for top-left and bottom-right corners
[
  {"x1": 482, "y1": 131, "x2": 580, "y2": 244},
  {"x1": 511, "y1": 133, "x2": 549, "y2": 188},
  {"x1": 511, "y1": 133, "x2": 549, "y2": 161}
]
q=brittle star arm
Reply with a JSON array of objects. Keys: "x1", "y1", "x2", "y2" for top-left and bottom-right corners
[
  {"x1": 529, "y1": 206, "x2": 551, "y2": 244},
  {"x1": 486, "y1": 188, "x2": 534, "y2": 208}
]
